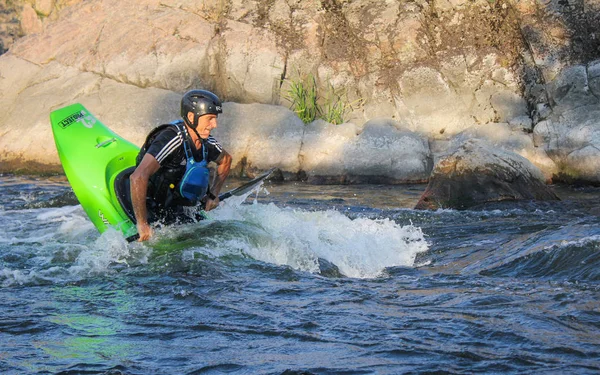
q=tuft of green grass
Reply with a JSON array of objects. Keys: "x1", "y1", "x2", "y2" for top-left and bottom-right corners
[
  {"x1": 321, "y1": 82, "x2": 364, "y2": 125},
  {"x1": 286, "y1": 73, "x2": 319, "y2": 124},
  {"x1": 284, "y1": 73, "x2": 362, "y2": 125}
]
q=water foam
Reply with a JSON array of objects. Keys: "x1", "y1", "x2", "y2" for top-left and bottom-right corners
[
  {"x1": 211, "y1": 199, "x2": 429, "y2": 278},
  {"x1": 69, "y1": 229, "x2": 151, "y2": 276},
  {"x1": 0, "y1": 205, "x2": 150, "y2": 286},
  {"x1": 0, "y1": 184, "x2": 429, "y2": 284}
]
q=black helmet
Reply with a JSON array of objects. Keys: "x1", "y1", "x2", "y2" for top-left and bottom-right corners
[{"x1": 181, "y1": 89, "x2": 223, "y2": 128}]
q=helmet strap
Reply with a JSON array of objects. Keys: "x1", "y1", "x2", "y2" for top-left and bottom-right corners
[
  {"x1": 183, "y1": 114, "x2": 194, "y2": 128},
  {"x1": 190, "y1": 125, "x2": 203, "y2": 141},
  {"x1": 183, "y1": 112, "x2": 207, "y2": 140},
  {"x1": 184, "y1": 112, "x2": 201, "y2": 128}
]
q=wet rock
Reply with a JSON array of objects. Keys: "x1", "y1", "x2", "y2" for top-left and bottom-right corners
[
  {"x1": 415, "y1": 139, "x2": 560, "y2": 210},
  {"x1": 317, "y1": 258, "x2": 344, "y2": 278}
]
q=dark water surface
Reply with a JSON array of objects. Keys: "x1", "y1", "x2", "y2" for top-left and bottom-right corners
[{"x1": 1, "y1": 175, "x2": 599, "y2": 374}]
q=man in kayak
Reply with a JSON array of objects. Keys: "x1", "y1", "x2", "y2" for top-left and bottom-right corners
[{"x1": 130, "y1": 90, "x2": 232, "y2": 241}]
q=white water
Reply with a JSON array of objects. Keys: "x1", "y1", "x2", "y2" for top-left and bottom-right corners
[
  {"x1": 210, "y1": 200, "x2": 428, "y2": 278},
  {"x1": 0, "y1": 186, "x2": 429, "y2": 285}
]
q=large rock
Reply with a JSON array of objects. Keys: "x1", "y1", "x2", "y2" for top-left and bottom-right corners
[
  {"x1": 9, "y1": 0, "x2": 285, "y2": 102},
  {"x1": 396, "y1": 58, "x2": 528, "y2": 136},
  {"x1": 216, "y1": 102, "x2": 305, "y2": 178},
  {"x1": 0, "y1": 57, "x2": 182, "y2": 173},
  {"x1": 439, "y1": 122, "x2": 559, "y2": 181},
  {"x1": 415, "y1": 139, "x2": 560, "y2": 210},
  {"x1": 299, "y1": 119, "x2": 361, "y2": 181},
  {"x1": 0, "y1": 0, "x2": 561, "y2": 135},
  {"x1": 300, "y1": 119, "x2": 432, "y2": 184},
  {"x1": 532, "y1": 61, "x2": 600, "y2": 184}
]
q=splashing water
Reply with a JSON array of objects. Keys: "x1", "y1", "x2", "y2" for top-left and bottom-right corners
[
  {"x1": 211, "y1": 201, "x2": 428, "y2": 278},
  {"x1": 0, "y1": 180, "x2": 428, "y2": 286},
  {"x1": 147, "y1": 183, "x2": 428, "y2": 278}
]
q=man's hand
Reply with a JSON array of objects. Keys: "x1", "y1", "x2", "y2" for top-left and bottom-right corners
[
  {"x1": 130, "y1": 153, "x2": 160, "y2": 242},
  {"x1": 204, "y1": 196, "x2": 220, "y2": 211},
  {"x1": 136, "y1": 221, "x2": 153, "y2": 242},
  {"x1": 205, "y1": 151, "x2": 231, "y2": 211}
]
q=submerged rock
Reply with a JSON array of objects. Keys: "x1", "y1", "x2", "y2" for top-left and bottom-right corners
[
  {"x1": 415, "y1": 139, "x2": 560, "y2": 210},
  {"x1": 317, "y1": 258, "x2": 345, "y2": 278}
]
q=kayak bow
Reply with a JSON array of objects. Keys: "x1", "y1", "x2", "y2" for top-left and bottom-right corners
[{"x1": 50, "y1": 103, "x2": 139, "y2": 238}]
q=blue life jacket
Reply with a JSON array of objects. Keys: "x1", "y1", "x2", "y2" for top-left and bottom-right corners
[{"x1": 178, "y1": 126, "x2": 210, "y2": 204}]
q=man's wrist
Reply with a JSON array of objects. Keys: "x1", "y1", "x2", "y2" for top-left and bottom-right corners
[{"x1": 207, "y1": 192, "x2": 217, "y2": 200}]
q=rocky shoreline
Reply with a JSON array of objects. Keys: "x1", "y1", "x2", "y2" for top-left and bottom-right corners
[{"x1": 1, "y1": 0, "x2": 600, "y2": 204}]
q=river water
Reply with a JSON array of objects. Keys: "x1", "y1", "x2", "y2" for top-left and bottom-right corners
[{"x1": 1, "y1": 174, "x2": 599, "y2": 374}]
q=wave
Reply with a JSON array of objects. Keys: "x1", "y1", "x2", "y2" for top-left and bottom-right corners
[
  {"x1": 151, "y1": 201, "x2": 429, "y2": 279},
  {"x1": 0, "y1": 175, "x2": 77, "y2": 210},
  {"x1": 0, "y1": 200, "x2": 429, "y2": 286},
  {"x1": 481, "y1": 235, "x2": 600, "y2": 281}
]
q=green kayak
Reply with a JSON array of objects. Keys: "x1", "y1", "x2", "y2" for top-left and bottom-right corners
[{"x1": 50, "y1": 103, "x2": 139, "y2": 239}]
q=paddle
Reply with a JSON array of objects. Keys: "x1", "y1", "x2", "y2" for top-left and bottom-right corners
[
  {"x1": 217, "y1": 168, "x2": 275, "y2": 201},
  {"x1": 125, "y1": 168, "x2": 275, "y2": 242}
]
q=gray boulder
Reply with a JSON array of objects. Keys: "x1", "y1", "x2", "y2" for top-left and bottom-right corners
[
  {"x1": 439, "y1": 122, "x2": 558, "y2": 182},
  {"x1": 216, "y1": 102, "x2": 305, "y2": 178},
  {"x1": 415, "y1": 139, "x2": 560, "y2": 210}
]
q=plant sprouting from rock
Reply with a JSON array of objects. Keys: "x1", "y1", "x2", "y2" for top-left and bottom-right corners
[
  {"x1": 321, "y1": 82, "x2": 363, "y2": 125},
  {"x1": 284, "y1": 72, "x2": 361, "y2": 125},
  {"x1": 286, "y1": 73, "x2": 320, "y2": 124}
]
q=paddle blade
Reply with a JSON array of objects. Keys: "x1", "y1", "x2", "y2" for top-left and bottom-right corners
[{"x1": 218, "y1": 168, "x2": 275, "y2": 201}]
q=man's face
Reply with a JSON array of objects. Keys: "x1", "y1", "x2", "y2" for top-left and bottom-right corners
[{"x1": 189, "y1": 113, "x2": 218, "y2": 139}]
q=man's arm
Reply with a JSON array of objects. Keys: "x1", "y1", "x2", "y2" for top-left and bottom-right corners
[
  {"x1": 130, "y1": 153, "x2": 160, "y2": 241},
  {"x1": 205, "y1": 150, "x2": 232, "y2": 211}
]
